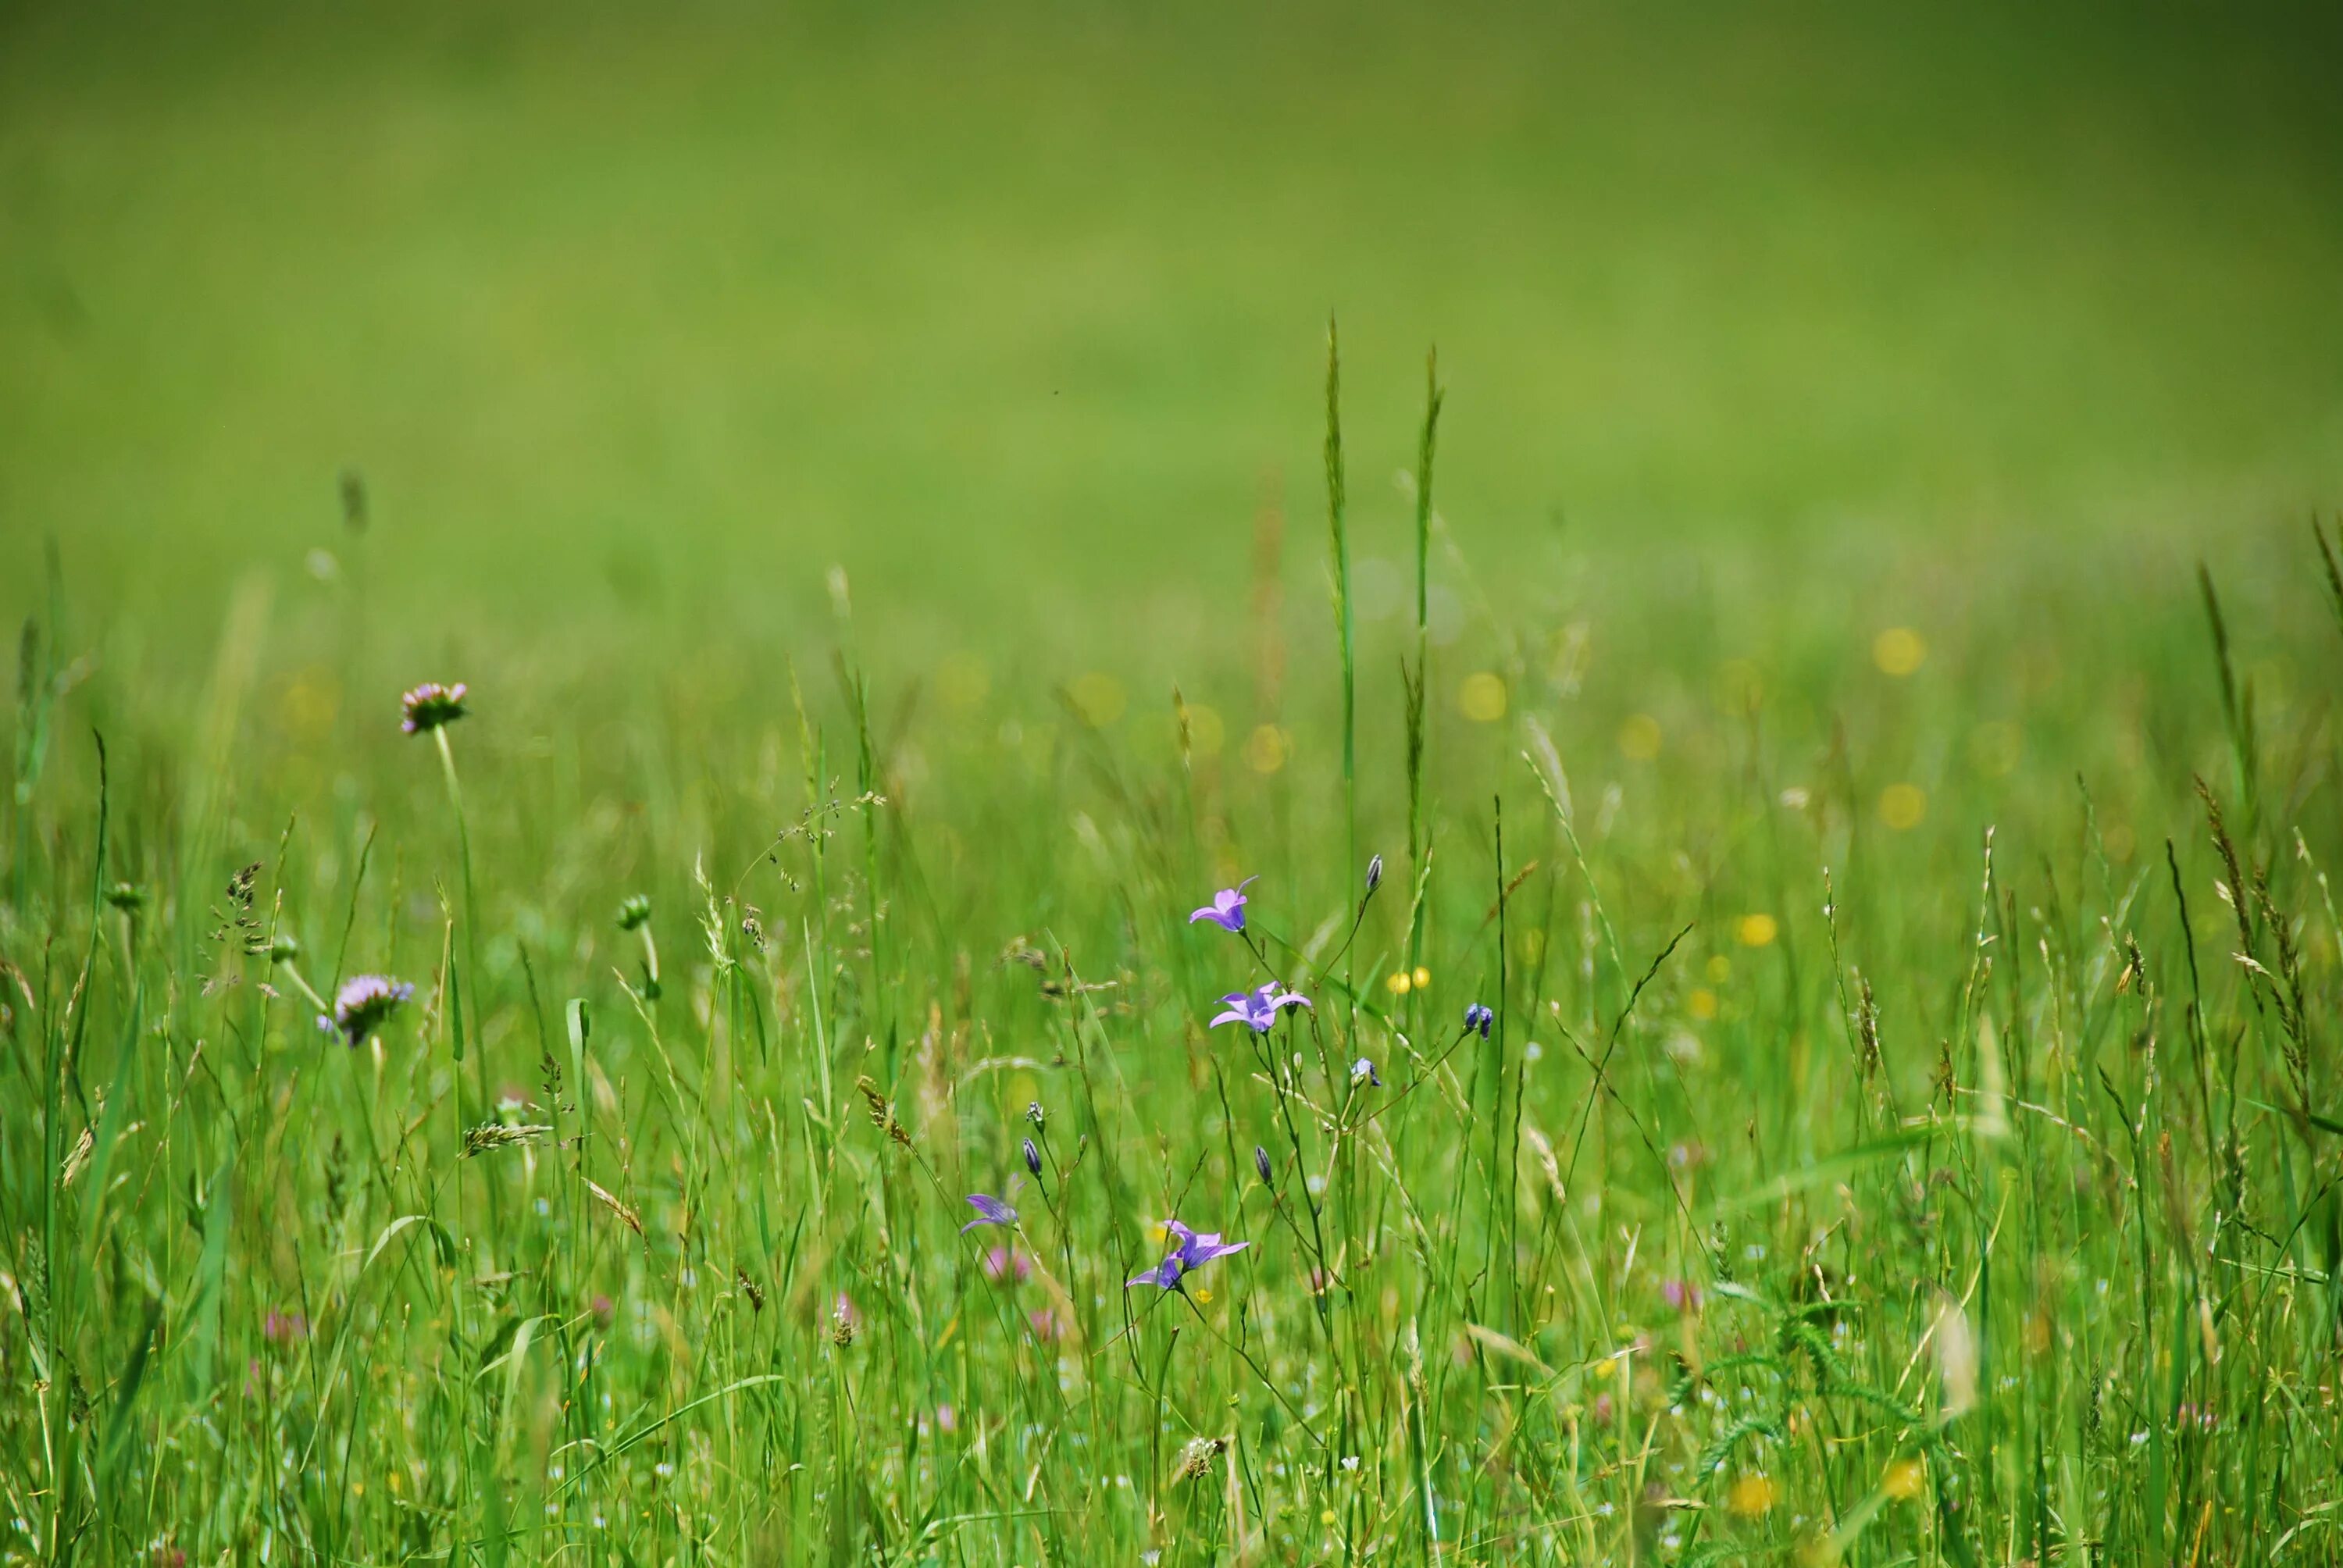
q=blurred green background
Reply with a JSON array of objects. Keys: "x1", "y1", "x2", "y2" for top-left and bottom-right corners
[{"x1": 4, "y1": 0, "x2": 2341, "y2": 659}]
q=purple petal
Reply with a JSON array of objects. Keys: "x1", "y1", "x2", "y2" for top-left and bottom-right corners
[
  {"x1": 961, "y1": 1193, "x2": 1017, "y2": 1232},
  {"x1": 1126, "y1": 1256, "x2": 1183, "y2": 1289}
]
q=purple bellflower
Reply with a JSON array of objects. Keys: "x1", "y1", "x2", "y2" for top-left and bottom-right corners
[
  {"x1": 1128, "y1": 1254, "x2": 1186, "y2": 1290},
  {"x1": 1211, "y1": 982, "x2": 1311, "y2": 1033},
  {"x1": 961, "y1": 1192, "x2": 1018, "y2": 1234},
  {"x1": 1128, "y1": 1218, "x2": 1250, "y2": 1290},
  {"x1": 318, "y1": 975, "x2": 413, "y2": 1046},
  {"x1": 1189, "y1": 877, "x2": 1256, "y2": 933},
  {"x1": 1350, "y1": 1057, "x2": 1382, "y2": 1088},
  {"x1": 1464, "y1": 1003, "x2": 1495, "y2": 1039}
]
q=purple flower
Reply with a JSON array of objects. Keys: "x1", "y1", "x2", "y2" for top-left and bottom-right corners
[
  {"x1": 1254, "y1": 1145, "x2": 1275, "y2": 1185},
  {"x1": 1128, "y1": 1218, "x2": 1250, "y2": 1290},
  {"x1": 1189, "y1": 877, "x2": 1256, "y2": 933},
  {"x1": 1169, "y1": 1220, "x2": 1249, "y2": 1269},
  {"x1": 1364, "y1": 854, "x2": 1383, "y2": 894},
  {"x1": 1210, "y1": 982, "x2": 1311, "y2": 1033},
  {"x1": 1127, "y1": 1254, "x2": 1186, "y2": 1289},
  {"x1": 1464, "y1": 1003, "x2": 1495, "y2": 1039},
  {"x1": 982, "y1": 1246, "x2": 1031, "y2": 1285},
  {"x1": 317, "y1": 975, "x2": 413, "y2": 1046},
  {"x1": 1023, "y1": 1137, "x2": 1043, "y2": 1176},
  {"x1": 399, "y1": 682, "x2": 469, "y2": 735},
  {"x1": 961, "y1": 1192, "x2": 1018, "y2": 1233},
  {"x1": 1350, "y1": 1057, "x2": 1382, "y2": 1088},
  {"x1": 1660, "y1": 1278, "x2": 1706, "y2": 1314}
]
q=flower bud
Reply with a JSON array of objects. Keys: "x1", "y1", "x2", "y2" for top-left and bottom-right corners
[{"x1": 1023, "y1": 1137, "x2": 1043, "y2": 1176}]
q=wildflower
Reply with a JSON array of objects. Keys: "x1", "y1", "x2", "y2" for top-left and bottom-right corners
[
  {"x1": 1023, "y1": 1137, "x2": 1043, "y2": 1176},
  {"x1": 617, "y1": 894, "x2": 652, "y2": 931},
  {"x1": 1127, "y1": 1219, "x2": 1250, "y2": 1290},
  {"x1": 1880, "y1": 782, "x2": 1928, "y2": 830},
  {"x1": 1029, "y1": 1306, "x2": 1065, "y2": 1342},
  {"x1": 1350, "y1": 1057, "x2": 1382, "y2": 1088},
  {"x1": 1873, "y1": 626, "x2": 1926, "y2": 676},
  {"x1": 262, "y1": 1310, "x2": 308, "y2": 1345},
  {"x1": 1464, "y1": 1002, "x2": 1494, "y2": 1038},
  {"x1": 1189, "y1": 876, "x2": 1256, "y2": 933},
  {"x1": 1364, "y1": 854, "x2": 1382, "y2": 894},
  {"x1": 961, "y1": 1192, "x2": 1018, "y2": 1233},
  {"x1": 398, "y1": 682, "x2": 468, "y2": 735},
  {"x1": 1129, "y1": 1254, "x2": 1185, "y2": 1290},
  {"x1": 1210, "y1": 982, "x2": 1311, "y2": 1033},
  {"x1": 1254, "y1": 1145, "x2": 1275, "y2": 1185},
  {"x1": 1726, "y1": 1474, "x2": 1777, "y2": 1518},
  {"x1": 829, "y1": 1293, "x2": 860, "y2": 1347},
  {"x1": 1025, "y1": 1100, "x2": 1047, "y2": 1128},
  {"x1": 935, "y1": 1403, "x2": 958, "y2": 1434},
  {"x1": 1660, "y1": 1278, "x2": 1705, "y2": 1314},
  {"x1": 590, "y1": 1294, "x2": 615, "y2": 1331},
  {"x1": 1175, "y1": 1435, "x2": 1229, "y2": 1481},
  {"x1": 981, "y1": 1245, "x2": 1031, "y2": 1285},
  {"x1": 316, "y1": 975, "x2": 412, "y2": 1047}
]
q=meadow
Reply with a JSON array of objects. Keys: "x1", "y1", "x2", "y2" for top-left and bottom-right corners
[{"x1": 8, "y1": 2, "x2": 2343, "y2": 1563}]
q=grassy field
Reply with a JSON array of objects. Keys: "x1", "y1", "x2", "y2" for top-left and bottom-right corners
[{"x1": 7, "y1": 2, "x2": 2343, "y2": 1564}]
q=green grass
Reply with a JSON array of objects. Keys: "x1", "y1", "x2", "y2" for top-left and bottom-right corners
[
  {"x1": 7, "y1": 2, "x2": 2343, "y2": 1560},
  {"x1": 5, "y1": 364, "x2": 2343, "y2": 1560},
  {"x1": 5, "y1": 0, "x2": 2343, "y2": 647}
]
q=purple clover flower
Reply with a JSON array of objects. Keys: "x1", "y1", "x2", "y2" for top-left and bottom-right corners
[
  {"x1": 961, "y1": 1192, "x2": 1018, "y2": 1234},
  {"x1": 317, "y1": 975, "x2": 413, "y2": 1046},
  {"x1": 1127, "y1": 1219, "x2": 1250, "y2": 1290},
  {"x1": 1210, "y1": 982, "x2": 1311, "y2": 1033},
  {"x1": 1189, "y1": 877, "x2": 1256, "y2": 933},
  {"x1": 399, "y1": 682, "x2": 469, "y2": 735},
  {"x1": 1464, "y1": 1003, "x2": 1495, "y2": 1039}
]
